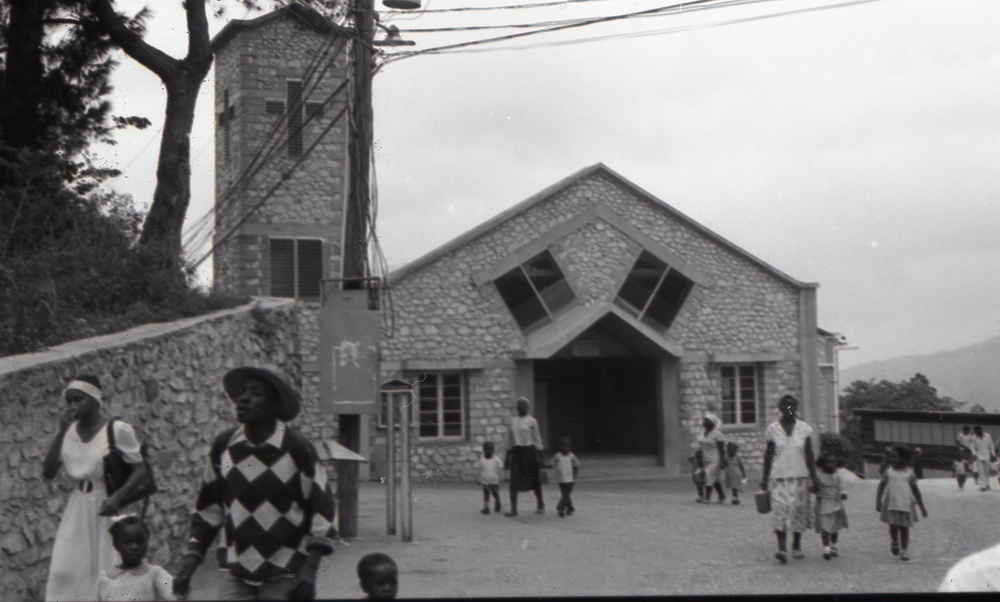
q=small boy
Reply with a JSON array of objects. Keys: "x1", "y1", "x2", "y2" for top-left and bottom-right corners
[
  {"x1": 477, "y1": 441, "x2": 504, "y2": 514},
  {"x1": 952, "y1": 456, "x2": 967, "y2": 489},
  {"x1": 95, "y1": 516, "x2": 174, "y2": 601},
  {"x1": 357, "y1": 553, "x2": 398, "y2": 600},
  {"x1": 552, "y1": 436, "x2": 581, "y2": 517},
  {"x1": 724, "y1": 441, "x2": 747, "y2": 505},
  {"x1": 689, "y1": 449, "x2": 706, "y2": 501}
]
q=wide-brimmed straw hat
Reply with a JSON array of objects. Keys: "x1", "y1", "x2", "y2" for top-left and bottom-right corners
[{"x1": 223, "y1": 366, "x2": 300, "y2": 421}]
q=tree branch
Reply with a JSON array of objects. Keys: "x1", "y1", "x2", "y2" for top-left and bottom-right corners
[
  {"x1": 184, "y1": 0, "x2": 212, "y2": 71},
  {"x1": 88, "y1": 0, "x2": 179, "y2": 82}
]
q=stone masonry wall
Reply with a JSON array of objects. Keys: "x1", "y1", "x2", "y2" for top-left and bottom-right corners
[
  {"x1": 0, "y1": 299, "x2": 342, "y2": 601},
  {"x1": 379, "y1": 169, "x2": 813, "y2": 480}
]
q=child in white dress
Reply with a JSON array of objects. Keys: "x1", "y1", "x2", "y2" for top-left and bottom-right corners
[
  {"x1": 876, "y1": 444, "x2": 928, "y2": 561},
  {"x1": 478, "y1": 441, "x2": 505, "y2": 514},
  {"x1": 94, "y1": 516, "x2": 174, "y2": 601}
]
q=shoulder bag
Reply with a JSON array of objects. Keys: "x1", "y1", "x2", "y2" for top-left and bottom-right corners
[{"x1": 103, "y1": 419, "x2": 158, "y2": 517}]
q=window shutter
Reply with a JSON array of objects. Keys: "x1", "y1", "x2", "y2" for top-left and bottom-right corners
[
  {"x1": 270, "y1": 239, "x2": 295, "y2": 297},
  {"x1": 296, "y1": 239, "x2": 323, "y2": 298}
]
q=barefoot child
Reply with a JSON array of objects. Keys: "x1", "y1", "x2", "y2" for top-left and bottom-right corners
[
  {"x1": 876, "y1": 444, "x2": 928, "y2": 561},
  {"x1": 358, "y1": 553, "x2": 398, "y2": 599},
  {"x1": 477, "y1": 441, "x2": 504, "y2": 514},
  {"x1": 552, "y1": 436, "x2": 580, "y2": 517},
  {"x1": 952, "y1": 456, "x2": 967, "y2": 490},
  {"x1": 689, "y1": 450, "x2": 706, "y2": 501},
  {"x1": 724, "y1": 442, "x2": 747, "y2": 505},
  {"x1": 95, "y1": 516, "x2": 174, "y2": 601},
  {"x1": 814, "y1": 453, "x2": 848, "y2": 560}
]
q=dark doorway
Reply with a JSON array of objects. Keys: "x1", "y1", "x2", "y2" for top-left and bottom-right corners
[{"x1": 534, "y1": 358, "x2": 658, "y2": 455}]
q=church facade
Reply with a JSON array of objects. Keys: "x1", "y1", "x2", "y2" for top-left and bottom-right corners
[{"x1": 374, "y1": 165, "x2": 835, "y2": 479}]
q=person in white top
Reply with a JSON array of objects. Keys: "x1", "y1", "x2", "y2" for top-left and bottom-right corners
[
  {"x1": 970, "y1": 426, "x2": 996, "y2": 492},
  {"x1": 477, "y1": 441, "x2": 505, "y2": 515},
  {"x1": 551, "y1": 436, "x2": 581, "y2": 517},
  {"x1": 759, "y1": 394, "x2": 819, "y2": 564},
  {"x1": 505, "y1": 397, "x2": 545, "y2": 516},
  {"x1": 42, "y1": 375, "x2": 149, "y2": 601}
]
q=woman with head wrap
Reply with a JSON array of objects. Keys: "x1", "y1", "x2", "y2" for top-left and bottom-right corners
[
  {"x1": 697, "y1": 412, "x2": 728, "y2": 503},
  {"x1": 42, "y1": 375, "x2": 148, "y2": 601}
]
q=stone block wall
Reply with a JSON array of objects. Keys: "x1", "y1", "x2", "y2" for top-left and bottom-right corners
[{"x1": 0, "y1": 299, "x2": 340, "y2": 600}]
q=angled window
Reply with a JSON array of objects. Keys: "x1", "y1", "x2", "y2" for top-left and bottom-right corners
[
  {"x1": 720, "y1": 364, "x2": 759, "y2": 426},
  {"x1": 494, "y1": 250, "x2": 576, "y2": 333},
  {"x1": 416, "y1": 372, "x2": 465, "y2": 439},
  {"x1": 269, "y1": 238, "x2": 322, "y2": 299},
  {"x1": 615, "y1": 250, "x2": 693, "y2": 331}
]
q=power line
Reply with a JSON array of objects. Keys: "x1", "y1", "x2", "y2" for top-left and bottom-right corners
[
  {"x1": 380, "y1": 0, "x2": 882, "y2": 64},
  {"x1": 382, "y1": 0, "x2": 614, "y2": 15},
  {"x1": 380, "y1": 0, "x2": 726, "y2": 64},
  {"x1": 187, "y1": 99, "x2": 350, "y2": 271}
]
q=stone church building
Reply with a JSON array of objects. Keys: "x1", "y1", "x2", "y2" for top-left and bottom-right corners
[{"x1": 210, "y1": 5, "x2": 840, "y2": 481}]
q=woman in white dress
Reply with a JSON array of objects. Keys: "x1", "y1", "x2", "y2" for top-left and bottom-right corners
[{"x1": 42, "y1": 375, "x2": 148, "y2": 601}]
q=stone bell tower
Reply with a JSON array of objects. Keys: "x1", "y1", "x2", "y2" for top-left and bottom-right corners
[{"x1": 211, "y1": 4, "x2": 350, "y2": 301}]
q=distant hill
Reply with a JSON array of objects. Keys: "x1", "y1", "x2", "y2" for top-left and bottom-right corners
[{"x1": 841, "y1": 336, "x2": 1000, "y2": 411}]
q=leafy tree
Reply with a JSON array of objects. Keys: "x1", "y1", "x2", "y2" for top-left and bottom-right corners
[{"x1": 838, "y1": 372, "x2": 958, "y2": 452}]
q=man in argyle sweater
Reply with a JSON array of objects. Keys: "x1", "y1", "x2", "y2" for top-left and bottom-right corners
[{"x1": 173, "y1": 366, "x2": 336, "y2": 600}]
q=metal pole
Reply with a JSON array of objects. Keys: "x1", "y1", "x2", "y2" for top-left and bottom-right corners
[
  {"x1": 386, "y1": 390, "x2": 396, "y2": 535},
  {"x1": 344, "y1": 0, "x2": 375, "y2": 287},
  {"x1": 400, "y1": 388, "x2": 412, "y2": 542}
]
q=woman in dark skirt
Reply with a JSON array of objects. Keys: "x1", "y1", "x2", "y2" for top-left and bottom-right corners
[{"x1": 505, "y1": 397, "x2": 545, "y2": 516}]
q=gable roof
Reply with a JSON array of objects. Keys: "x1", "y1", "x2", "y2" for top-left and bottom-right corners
[
  {"x1": 211, "y1": 3, "x2": 348, "y2": 51},
  {"x1": 389, "y1": 163, "x2": 816, "y2": 289}
]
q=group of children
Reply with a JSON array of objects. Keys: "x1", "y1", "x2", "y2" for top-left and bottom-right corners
[
  {"x1": 687, "y1": 440, "x2": 930, "y2": 562},
  {"x1": 477, "y1": 435, "x2": 581, "y2": 518},
  {"x1": 91, "y1": 515, "x2": 400, "y2": 600}
]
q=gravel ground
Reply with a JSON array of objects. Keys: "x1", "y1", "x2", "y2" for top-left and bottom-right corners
[{"x1": 187, "y1": 473, "x2": 1000, "y2": 598}]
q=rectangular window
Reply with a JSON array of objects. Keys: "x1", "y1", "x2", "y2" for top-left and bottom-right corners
[
  {"x1": 269, "y1": 238, "x2": 323, "y2": 299},
  {"x1": 616, "y1": 250, "x2": 693, "y2": 331},
  {"x1": 415, "y1": 373, "x2": 465, "y2": 439},
  {"x1": 494, "y1": 250, "x2": 576, "y2": 333},
  {"x1": 720, "y1": 364, "x2": 759, "y2": 426},
  {"x1": 286, "y1": 80, "x2": 304, "y2": 157}
]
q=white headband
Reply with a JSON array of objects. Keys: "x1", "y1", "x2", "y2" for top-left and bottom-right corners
[{"x1": 65, "y1": 380, "x2": 103, "y2": 402}]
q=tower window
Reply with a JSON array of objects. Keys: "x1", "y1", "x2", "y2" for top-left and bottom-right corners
[
  {"x1": 494, "y1": 250, "x2": 576, "y2": 333},
  {"x1": 615, "y1": 250, "x2": 693, "y2": 331},
  {"x1": 270, "y1": 238, "x2": 322, "y2": 299}
]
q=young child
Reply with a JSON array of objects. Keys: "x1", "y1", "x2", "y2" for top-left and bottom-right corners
[
  {"x1": 723, "y1": 442, "x2": 746, "y2": 505},
  {"x1": 876, "y1": 444, "x2": 929, "y2": 561},
  {"x1": 814, "y1": 453, "x2": 848, "y2": 560},
  {"x1": 689, "y1": 449, "x2": 706, "y2": 501},
  {"x1": 357, "y1": 552, "x2": 398, "y2": 599},
  {"x1": 477, "y1": 441, "x2": 504, "y2": 514},
  {"x1": 952, "y1": 456, "x2": 967, "y2": 489},
  {"x1": 94, "y1": 516, "x2": 174, "y2": 601},
  {"x1": 552, "y1": 436, "x2": 581, "y2": 517}
]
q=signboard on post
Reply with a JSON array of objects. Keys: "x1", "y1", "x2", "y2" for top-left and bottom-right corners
[{"x1": 320, "y1": 285, "x2": 380, "y2": 414}]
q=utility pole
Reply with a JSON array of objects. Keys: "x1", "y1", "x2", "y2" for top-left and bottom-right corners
[{"x1": 344, "y1": 0, "x2": 375, "y2": 289}]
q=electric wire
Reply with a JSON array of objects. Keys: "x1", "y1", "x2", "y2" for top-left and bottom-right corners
[
  {"x1": 379, "y1": 0, "x2": 881, "y2": 64},
  {"x1": 381, "y1": 0, "x2": 614, "y2": 15},
  {"x1": 188, "y1": 98, "x2": 350, "y2": 270},
  {"x1": 181, "y1": 35, "x2": 348, "y2": 265}
]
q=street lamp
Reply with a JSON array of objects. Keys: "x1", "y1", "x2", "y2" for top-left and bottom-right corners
[{"x1": 383, "y1": 0, "x2": 421, "y2": 8}]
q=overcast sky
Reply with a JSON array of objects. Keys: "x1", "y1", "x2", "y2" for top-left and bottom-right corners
[{"x1": 97, "y1": 0, "x2": 1000, "y2": 369}]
